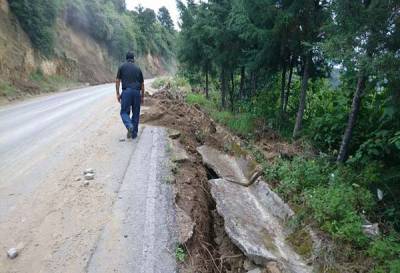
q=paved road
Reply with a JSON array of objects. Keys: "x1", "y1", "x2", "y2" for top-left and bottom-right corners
[{"x1": 0, "y1": 81, "x2": 177, "y2": 273}]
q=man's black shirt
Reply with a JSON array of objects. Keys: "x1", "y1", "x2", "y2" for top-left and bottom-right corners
[{"x1": 116, "y1": 62, "x2": 144, "y2": 90}]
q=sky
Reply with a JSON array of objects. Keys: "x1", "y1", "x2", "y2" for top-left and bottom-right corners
[{"x1": 126, "y1": 0, "x2": 180, "y2": 28}]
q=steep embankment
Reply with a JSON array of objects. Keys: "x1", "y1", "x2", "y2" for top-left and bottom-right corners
[{"x1": 0, "y1": 0, "x2": 171, "y2": 102}]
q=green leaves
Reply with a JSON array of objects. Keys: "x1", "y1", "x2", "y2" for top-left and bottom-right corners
[
  {"x1": 389, "y1": 132, "x2": 400, "y2": 151},
  {"x1": 9, "y1": 0, "x2": 60, "y2": 56}
]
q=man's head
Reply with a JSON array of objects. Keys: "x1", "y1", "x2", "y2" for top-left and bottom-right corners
[{"x1": 126, "y1": 52, "x2": 135, "y2": 62}]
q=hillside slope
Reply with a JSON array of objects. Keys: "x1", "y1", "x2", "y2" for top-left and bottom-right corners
[{"x1": 0, "y1": 0, "x2": 174, "y2": 101}]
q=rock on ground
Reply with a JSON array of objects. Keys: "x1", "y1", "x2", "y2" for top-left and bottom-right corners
[
  {"x1": 170, "y1": 139, "x2": 189, "y2": 163},
  {"x1": 175, "y1": 206, "x2": 195, "y2": 244},
  {"x1": 7, "y1": 248, "x2": 18, "y2": 259},
  {"x1": 84, "y1": 173, "x2": 95, "y2": 180},
  {"x1": 197, "y1": 145, "x2": 260, "y2": 186},
  {"x1": 209, "y1": 178, "x2": 312, "y2": 273}
]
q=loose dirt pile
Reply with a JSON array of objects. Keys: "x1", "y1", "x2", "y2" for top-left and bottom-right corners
[{"x1": 141, "y1": 93, "x2": 247, "y2": 273}]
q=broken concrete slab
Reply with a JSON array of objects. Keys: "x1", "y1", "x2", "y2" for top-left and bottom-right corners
[
  {"x1": 209, "y1": 178, "x2": 312, "y2": 273},
  {"x1": 170, "y1": 139, "x2": 189, "y2": 163},
  {"x1": 197, "y1": 145, "x2": 262, "y2": 186}
]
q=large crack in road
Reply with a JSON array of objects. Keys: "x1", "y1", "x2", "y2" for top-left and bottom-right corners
[{"x1": 0, "y1": 80, "x2": 177, "y2": 273}]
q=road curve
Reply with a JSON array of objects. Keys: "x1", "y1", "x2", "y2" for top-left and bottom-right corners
[{"x1": 0, "y1": 81, "x2": 177, "y2": 273}]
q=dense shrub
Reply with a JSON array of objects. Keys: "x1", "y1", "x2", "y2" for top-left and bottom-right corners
[
  {"x1": 368, "y1": 236, "x2": 400, "y2": 273},
  {"x1": 8, "y1": 0, "x2": 61, "y2": 56}
]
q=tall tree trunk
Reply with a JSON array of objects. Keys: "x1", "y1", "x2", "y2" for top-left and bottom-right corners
[
  {"x1": 280, "y1": 62, "x2": 287, "y2": 114},
  {"x1": 284, "y1": 56, "x2": 294, "y2": 113},
  {"x1": 230, "y1": 71, "x2": 235, "y2": 112},
  {"x1": 239, "y1": 66, "x2": 245, "y2": 100},
  {"x1": 337, "y1": 74, "x2": 367, "y2": 162},
  {"x1": 293, "y1": 56, "x2": 311, "y2": 139},
  {"x1": 220, "y1": 69, "x2": 226, "y2": 108},
  {"x1": 205, "y1": 65, "x2": 209, "y2": 99}
]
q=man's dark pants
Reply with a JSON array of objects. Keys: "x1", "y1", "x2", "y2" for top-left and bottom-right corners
[{"x1": 120, "y1": 88, "x2": 141, "y2": 137}]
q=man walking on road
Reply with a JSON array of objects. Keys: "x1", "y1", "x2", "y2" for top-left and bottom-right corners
[{"x1": 116, "y1": 52, "x2": 145, "y2": 139}]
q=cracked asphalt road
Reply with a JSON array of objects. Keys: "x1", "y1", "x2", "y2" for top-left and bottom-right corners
[{"x1": 0, "y1": 80, "x2": 177, "y2": 273}]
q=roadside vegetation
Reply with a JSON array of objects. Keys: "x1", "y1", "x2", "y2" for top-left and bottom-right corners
[
  {"x1": 175, "y1": 0, "x2": 400, "y2": 272},
  {"x1": 0, "y1": 81, "x2": 17, "y2": 98},
  {"x1": 29, "y1": 69, "x2": 77, "y2": 93}
]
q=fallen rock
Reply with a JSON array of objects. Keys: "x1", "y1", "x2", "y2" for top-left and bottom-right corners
[
  {"x1": 84, "y1": 168, "x2": 95, "y2": 175},
  {"x1": 119, "y1": 138, "x2": 126, "y2": 142},
  {"x1": 175, "y1": 206, "x2": 195, "y2": 244},
  {"x1": 75, "y1": 177, "x2": 82, "y2": 182},
  {"x1": 84, "y1": 173, "x2": 95, "y2": 181},
  {"x1": 170, "y1": 139, "x2": 189, "y2": 163},
  {"x1": 197, "y1": 145, "x2": 261, "y2": 186},
  {"x1": 363, "y1": 223, "x2": 380, "y2": 237},
  {"x1": 209, "y1": 178, "x2": 312, "y2": 273},
  {"x1": 7, "y1": 248, "x2": 18, "y2": 259},
  {"x1": 83, "y1": 181, "x2": 90, "y2": 187},
  {"x1": 168, "y1": 129, "x2": 181, "y2": 139}
]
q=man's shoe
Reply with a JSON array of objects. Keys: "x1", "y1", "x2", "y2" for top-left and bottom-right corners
[
  {"x1": 127, "y1": 128, "x2": 133, "y2": 139},
  {"x1": 132, "y1": 134, "x2": 138, "y2": 139}
]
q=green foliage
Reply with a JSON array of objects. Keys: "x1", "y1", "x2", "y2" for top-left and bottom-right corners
[
  {"x1": 175, "y1": 245, "x2": 187, "y2": 262},
  {"x1": 0, "y1": 81, "x2": 17, "y2": 97},
  {"x1": 306, "y1": 184, "x2": 370, "y2": 247},
  {"x1": 369, "y1": 236, "x2": 400, "y2": 273},
  {"x1": 9, "y1": 0, "x2": 176, "y2": 61},
  {"x1": 186, "y1": 92, "x2": 254, "y2": 136},
  {"x1": 8, "y1": 0, "x2": 61, "y2": 55},
  {"x1": 157, "y1": 6, "x2": 174, "y2": 31},
  {"x1": 186, "y1": 92, "x2": 214, "y2": 108},
  {"x1": 151, "y1": 78, "x2": 169, "y2": 89},
  {"x1": 305, "y1": 80, "x2": 349, "y2": 152},
  {"x1": 267, "y1": 156, "x2": 378, "y2": 246},
  {"x1": 176, "y1": 0, "x2": 400, "y2": 270},
  {"x1": 29, "y1": 69, "x2": 76, "y2": 92}
]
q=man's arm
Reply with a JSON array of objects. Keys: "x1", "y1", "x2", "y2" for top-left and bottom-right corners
[{"x1": 116, "y1": 79, "x2": 121, "y2": 103}]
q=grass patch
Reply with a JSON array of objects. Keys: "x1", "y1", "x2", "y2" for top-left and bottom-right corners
[
  {"x1": 186, "y1": 92, "x2": 254, "y2": 136},
  {"x1": 286, "y1": 228, "x2": 313, "y2": 259},
  {"x1": 30, "y1": 69, "x2": 76, "y2": 93},
  {"x1": 175, "y1": 245, "x2": 187, "y2": 262},
  {"x1": 265, "y1": 156, "x2": 400, "y2": 270},
  {"x1": 151, "y1": 77, "x2": 169, "y2": 89},
  {"x1": 0, "y1": 81, "x2": 17, "y2": 97},
  {"x1": 152, "y1": 76, "x2": 191, "y2": 93}
]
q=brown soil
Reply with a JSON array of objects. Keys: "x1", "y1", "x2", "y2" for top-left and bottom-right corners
[{"x1": 141, "y1": 93, "x2": 246, "y2": 273}]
